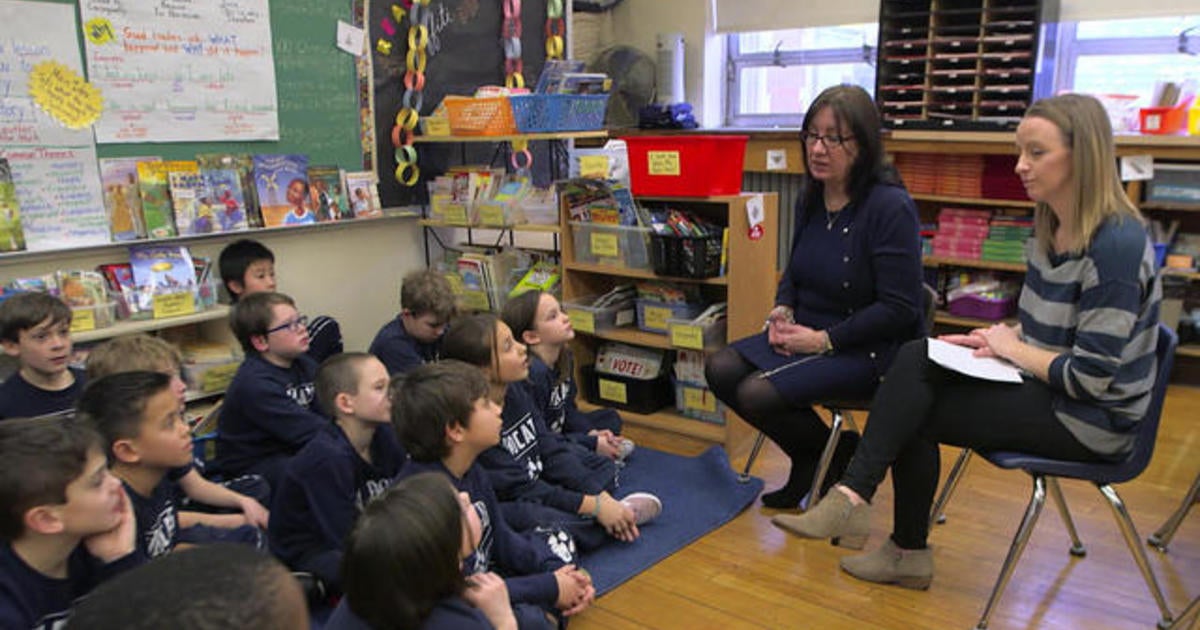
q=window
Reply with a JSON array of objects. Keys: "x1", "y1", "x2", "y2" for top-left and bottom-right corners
[
  {"x1": 724, "y1": 24, "x2": 878, "y2": 128},
  {"x1": 1059, "y1": 16, "x2": 1200, "y2": 100}
]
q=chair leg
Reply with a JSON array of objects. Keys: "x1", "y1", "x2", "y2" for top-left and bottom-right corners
[
  {"x1": 974, "y1": 475, "x2": 1048, "y2": 630},
  {"x1": 1167, "y1": 593, "x2": 1200, "y2": 630},
  {"x1": 930, "y1": 447, "x2": 972, "y2": 527},
  {"x1": 1047, "y1": 478, "x2": 1086, "y2": 557},
  {"x1": 1097, "y1": 484, "x2": 1175, "y2": 629},
  {"x1": 1149, "y1": 470, "x2": 1200, "y2": 553},
  {"x1": 738, "y1": 431, "x2": 768, "y2": 483},
  {"x1": 801, "y1": 408, "x2": 849, "y2": 511}
]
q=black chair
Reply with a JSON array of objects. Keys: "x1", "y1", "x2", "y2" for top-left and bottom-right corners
[
  {"x1": 738, "y1": 284, "x2": 939, "y2": 513},
  {"x1": 965, "y1": 324, "x2": 1177, "y2": 630}
]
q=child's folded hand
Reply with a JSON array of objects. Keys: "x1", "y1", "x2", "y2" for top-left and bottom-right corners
[
  {"x1": 239, "y1": 498, "x2": 270, "y2": 529},
  {"x1": 465, "y1": 572, "x2": 516, "y2": 629}
]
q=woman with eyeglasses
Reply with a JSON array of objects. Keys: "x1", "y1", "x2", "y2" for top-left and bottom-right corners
[{"x1": 706, "y1": 84, "x2": 924, "y2": 509}]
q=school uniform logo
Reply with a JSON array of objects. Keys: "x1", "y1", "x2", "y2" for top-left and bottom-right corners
[
  {"x1": 355, "y1": 477, "x2": 392, "y2": 511},
  {"x1": 144, "y1": 504, "x2": 178, "y2": 558},
  {"x1": 548, "y1": 382, "x2": 570, "y2": 433},
  {"x1": 500, "y1": 413, "x2": 544, "y2": 481},
  {"x1": 469, "y1": 499, "x2": 492, "y2": 574},
  {"x1": 286, "y1": 380, "x2": 316, "y2": 408},
  {"x1": 540, "y1": 527, "x2": 576, "y2": 563}
]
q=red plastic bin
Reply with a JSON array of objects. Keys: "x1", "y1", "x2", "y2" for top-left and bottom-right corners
[{"x1": 625, "y1": 135, "x2": 747, "y2": 197}]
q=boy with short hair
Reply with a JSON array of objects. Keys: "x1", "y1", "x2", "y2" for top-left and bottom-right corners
[
  {"x1": 86, "y1": 334, "x2": 270, "y2": 530},
  {"x1": 269, "y1": 352, "x2": 406, "y2": 595},
  {"x1": 0, "y1": 416, "x2": 142, "y2": 629},
  {"x1": 0, "y1": 292, "x2": 87, "y2": 419},
  {"x1": 393, "y1": 360, "x2": 594, "y2": 621},
  {"x1": 77, "y1": 371, "x2": 265, "y2": 559},
  {"x1": 218, "y1": 238, "x2": 343, "y2": 362},
  {"x1": 369, "y1": 269, "x2": 456, "y2": 375},
  {"x1": 217, "y1": 292, "x2": 327, "y2": 489}
]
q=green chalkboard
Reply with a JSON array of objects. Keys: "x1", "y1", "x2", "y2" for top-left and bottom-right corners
[{"x1": 50, "y1": 0, "x2": 363, "y2": 168}]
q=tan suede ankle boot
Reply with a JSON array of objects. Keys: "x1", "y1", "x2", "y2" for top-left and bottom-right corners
[
  {"x1": 770, "y1": 488, "x2": 869, "y2": 549},
  {"x1": 839, "y1": 538, "x2": 933, "y2": 590}
]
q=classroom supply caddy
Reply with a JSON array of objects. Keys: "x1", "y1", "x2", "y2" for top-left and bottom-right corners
[
  {"x1": 582, "y1": 343, "x2": 673, "y2": 414},
  {"x1": 510, "y1": 94, "x2": 609, "y2": 133},
  {"x1": 624, "y1": 135, "x2": 748, "y2": 197},
  {"x1": 570, "y1": 222, "x2": 653, "y2": 270},
  {"x1": 442, "y1": 96, "x2": 517, "y2": 136}
]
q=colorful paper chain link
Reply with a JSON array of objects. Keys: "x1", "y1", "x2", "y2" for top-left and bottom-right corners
[
  {"x1": 545, "y1": 0, "x2": 564, "y2": 60},
  {"x1": 391, "y1": 0, "x2": 430, "y2": 187},
  {"x1": 502, "y1": 0, "x2": 524, "y2": 89}
]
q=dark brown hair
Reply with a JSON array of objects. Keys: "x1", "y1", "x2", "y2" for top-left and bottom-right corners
[
  {"x1": 0, "y1": 292, "x2": 72, "y2": 343},
  {"x1": 229, "y1": 291, "x2": 296, "y2": 355},
  {"x1": 391, "y1": 360, "x2": 489, "y2": 462},
  {"x1": 501, "y1": 290, "x2": 572, "y2": 386},
  {"x1": 0, "y1": 416, "x2": 103, "y2": 541}
]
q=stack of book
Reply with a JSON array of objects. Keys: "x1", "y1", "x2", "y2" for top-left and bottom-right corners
[
  {"x1": 931, "y1": 207, "x2": 992, "y2": 260},
  {"x1": 893, "y1": 153, "x2": 939, "y2": 195},
  {"x1": 934, "y1": 155, "x2": 984, "y2": 198},
  {"x1": 981, "y1": 155, "x2": 1027, "y2": 200},
  {"x1": 982, "y1": 215, "x2": 1033, "y2": 264}
]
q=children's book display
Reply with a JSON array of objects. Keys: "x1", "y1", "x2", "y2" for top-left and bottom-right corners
[
  {"x1": 0, "y1": 159, "x2": 25, "y2": 253},
  {"x1": 202, "y1": 169, "x2": 250, "y2": 233},
  {"x1": 343, "y1": 171, "x2": 383, "y2": 218},
  {"x1": 253, "y1": 154, "x2": 312, "y2": 228},
  {"x1": 99, "y1": 156, "x2": 157, "y2": 241},
  {"x1": 307, "y1": 165, "x2": 350, "y2": 222},
  {"x1": 128, "y1": 244, "x2": 200, "y2": 318},
  {"x1": 135, "y1": 161, "x2": 176, "y2": 239}
]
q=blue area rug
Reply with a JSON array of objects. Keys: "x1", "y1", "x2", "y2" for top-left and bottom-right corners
[{"x1": 581, "y1": 445, "x2": 763, "y2": 596}]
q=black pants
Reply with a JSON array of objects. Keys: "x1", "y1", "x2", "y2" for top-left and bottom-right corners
[{"x1": 840, "y1": 338, "x2": 1101, "y2": 550}]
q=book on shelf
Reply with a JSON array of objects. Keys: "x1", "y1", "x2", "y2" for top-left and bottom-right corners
[
  {"x1": 99, "y1": 156, "x2": 157, "y2": 241},
  {"x1": 556, "y1": 72, "x2": 611, "y2": 95},
  {"x1": 534, "y1": 59, "x2": 585, "y2": 94},
  {"x1": 166, "y1": 161, "x2": 213, "y2": 236},
  {"x1": 0, "y1": 158, "x2": 25, "y2": 253},
  {"x1": 135, "y1": 161, "x2": 176, "y2": 239},
  {"x1": 307, "y1": 165, "x2": 350, "y2": 222},
  {"x1": 56, "y1": 270, "x2": 115, "y2": 329},
  {"x1": 253, "y1": 154, "x2": 312, "y2": 228},
  {"x1": 197, "y1": 153, "x2": 260, "y2": 228},
  {"x1": 343, "y1": 171, "x2": 382, "y2": 218},
  {"x1": 128, "y1": 244, "x2": 198, "y2": 317},
  {"x1": 97, "y1": 262, "x2": 148, "y2": 319},
  {"x1": 202, "y1": 168, "x2": 250, "y2": 233}
]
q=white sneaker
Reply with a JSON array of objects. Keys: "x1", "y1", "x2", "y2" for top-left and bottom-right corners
[
  {"x1": 620, "y1": 492, "x2": 662, "y2": 526},
  {"x1": 616, "y1": 437, "x2": 636, "y2": 460}
]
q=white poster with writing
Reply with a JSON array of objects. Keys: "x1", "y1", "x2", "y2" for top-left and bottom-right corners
[
  {"x1": 0, "y1": 0, "x2": 109, "y2": 251},
  {"x1": 80, "y1": 0, "x2": 279, "y2": 143}
]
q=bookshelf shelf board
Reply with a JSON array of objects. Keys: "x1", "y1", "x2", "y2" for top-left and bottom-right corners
[
  {"x1": 1163, "y1": 268, "x2": 1200, "y2": 280},
  {"x1": 1139, "y1": 201, "x2": 1200, "y2": 213},
  {"x1": 923, "y1": 256, "x2": 1027, "y2": 272},
  {"x1": 74, "y1": 305, "x2": 231, "y2": 344},
  {"x1": 577, "y1": 400, "x2": 725, "y2": 442},
  {"x1": 910, "y1": 194, "x2": 1035, "y2": 209},
  {"x1": 933, "y1": 310, "x2": 1017, "y2": 329},
  {"x1": 413, "y1": 130, "x2": 608, "y2": 144},
  {"x1": 418, "y1": 219, "x2": 560, "y2": 234},
  {"x1": 580, "y1": 326, "x2": 672, "y2": 350},
  {"x1": 1177, "y1": 345, "x2": 1200, "y2": 359},
  {"x1": 184, "y1": 389, "x2": 225, "y2": 405},
  {"x1": 563, "y1": 261, "x2": 728, "y2": 285}
]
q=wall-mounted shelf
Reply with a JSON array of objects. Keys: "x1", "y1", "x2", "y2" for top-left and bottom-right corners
[{"x1": 74, "y1": 305, "x2": 231, "y2": 344}]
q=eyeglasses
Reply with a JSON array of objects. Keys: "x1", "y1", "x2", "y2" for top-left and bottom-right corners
[
  {"x1": 266, "y1": 315, "x2": 309, "y2": 335},
  {"x1": 800, "y1": 131, "x2": 852, "y2": 148}
]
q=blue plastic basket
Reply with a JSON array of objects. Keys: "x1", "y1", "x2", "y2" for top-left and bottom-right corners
[{"x1": 511, "y1": 94, "x2": 609, "y2": 132}]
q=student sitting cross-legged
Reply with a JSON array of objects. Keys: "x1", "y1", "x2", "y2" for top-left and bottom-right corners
[
  {"x1": 216, "y1": 292, "x2": 327, "y2": 491},
  {"x1": 77, "y1": 371, "x2": 266, "y2": 559},
  {"x1": 0, "y1": 416, "x2": 142, "y2": 629},
  {"x1": 269, "y1": 352, "x2": 407, "y2": 596},
  {"x1": 0, "y1": 292, "x2": 87, "y2": 420},
  {"x1": 369, "y1": 268, "x2": 457, "y2": 376},
  {"x1": 392, "y1": 360, "x2": 593, "y2": 626}
]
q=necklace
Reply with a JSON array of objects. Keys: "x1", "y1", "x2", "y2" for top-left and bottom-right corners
[{"x1": 826, "y1": 208, "x2": 841, "y2": 230}]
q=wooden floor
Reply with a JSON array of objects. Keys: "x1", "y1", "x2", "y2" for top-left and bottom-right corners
[{"x1": 572, "y1": 386, "x2": 1200, "y2": 630}]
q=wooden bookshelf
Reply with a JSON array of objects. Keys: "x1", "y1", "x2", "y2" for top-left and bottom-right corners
[
  {"x1": 924, "y1": 256, "x2": 1026, "y2": 273},
  {"x1": 563, "y1": 261, "x2": 729, "y2": 286},
  {"x1": 412, "y1": 130, "x2": 608, "y2": 144},
  {"x1": 74, "y1": 305, "x2": 231, "y2": 344},
  {"x1": 418, "y1": 218, "x2": 560, "y2": 233},
  {"x1": 911, "y1": 194, "x2": 1034, "y2": 209}
]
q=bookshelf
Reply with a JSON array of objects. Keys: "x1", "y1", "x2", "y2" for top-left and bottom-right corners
[
  {"x1": 73, "y1": 305, "x2": 231, "y2": 344},
  {"x1": 561, "y1": 193, "x2": 779, "y2": 455}
]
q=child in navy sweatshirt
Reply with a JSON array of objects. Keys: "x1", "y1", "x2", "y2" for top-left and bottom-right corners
[
  {"x1": 0, "y1": 416, "x2": 142, "y2": 629},
  {"x1": 369, "y1": 268, "x2": 456, "y2": 376},
  {"x1": 391, "y1": 360, "x2": 592, "y2": 623},
  {"x1": 269, "y1": 352, "x2": 406, "y2": 595},
  {"x1": 501, "y1": 290, "x2": 631, "y2": 459},
  {"x1": 442, "y1": 314, "x2": 660, "y2": 552},
  {"x1": 0, "y1": 292, "x2": 87, "y2": 420},
  {"x1": 216, "y1": 292, "x2": 327, "y2": 490}
]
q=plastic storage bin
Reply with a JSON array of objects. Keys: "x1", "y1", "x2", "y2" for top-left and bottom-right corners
[
  {"x1": 563, "y1": 296, "x2": 635, "y2": 334},
  {"x1": 635, "y1": 299, "x2": 705, "y2": 334},
  {"x1": 582, "y1": 365, "x2": 673, "y2": 415},
  {"x1": 510, "y1": 94, "x2": 609, "y2": 132},
  {"x1": 570, "y1": 222, "x2": 652, "y2": 270},
  {"x1": 1139, "y1": 106, "x2": 1188, "y2": 135},
  {"x1": 624, "y1": 135, "x2": 748, "y2": 197},
  {"x1": 1145, "y1": 164, "x2": 1200, "y2": 205},
  {"x1": 69, "y1": 301, "x2": 117, "y2": 333},
  {"x1": 948, "y1": 292, "x2": 1017, "y2": 320},
  {"x1": 666, "y1": 315, "x2": 726, "y2": 351},
  {"x1": 673, "y1": 379, "x2": 726, "y2": 424},
  {"x1": 650, "y1": 231, "x2": 724, "y2": 278},
  {"x1": 443, "y1": 96, "x2": 517, "y2": 136}
]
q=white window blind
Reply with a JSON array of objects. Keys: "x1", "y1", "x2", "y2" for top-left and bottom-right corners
[
  {"x1": 711, "y1": 0, "x2": 877, "y2": 33},
  {"x1": 1062, "y1": 1, "x2": 1199, "y2": 21}
]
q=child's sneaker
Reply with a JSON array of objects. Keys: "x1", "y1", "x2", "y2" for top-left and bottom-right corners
[
  {"x1": 620, "y1": 492, "x2": 662, "y2": 525},
  {"x1": 616, "y1": 437, "x2": 636, "y2": 460}
]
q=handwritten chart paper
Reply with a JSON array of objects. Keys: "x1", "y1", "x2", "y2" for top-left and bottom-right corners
[
  {"x1": 0, "y1": 1, "x2": 109, "y2": 251},
  {"x1": 80, "y1": 0, "x2": 279, "y2": 143}
]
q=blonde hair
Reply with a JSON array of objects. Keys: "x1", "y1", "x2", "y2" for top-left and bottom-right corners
[
  {"x1": 86, "y1": 334, "x2": 182, "y2": 379},
  {"x1": 1025, "y1": 94, "x2": 1143, "y2": 255}
]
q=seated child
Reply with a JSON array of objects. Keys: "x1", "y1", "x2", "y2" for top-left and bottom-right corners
[
  {"x1": 327, "y1": 472, "x2": 538, "y2": 630},
  {"x1": 77, "y1": 371, "x2": 265, "y2": 559},
  {"x1": 86, "y1": 334, "x2": 270, "y2": 529},
  {"x1": 501, "y1": 290, "x2": 632, "y2": 460},
  {"x1": 0, "y1": 292, "x2": 87, "y2": 419},
  {"x1": 67, "y1": 544, "x2": 308, "y2": 629},
  {"x1": 216, "y1": 292, "x2": 328, "y2": 490},
  {"x1": 393, "y1": 361, "x2": 592, "y2": 623},
  {"x1": 219, "y1": 238, "x2": 343, "y2": 363},
  {"x1": 369, "y1": 269, "x2": 456, "y2": 376},
  {"x1": 442, "y1": 314, "x2": 660, "y2": 552},
  {"x1": 269, "y1": 352, "x2": 406, "y2": 595},
  {"x1": 0, "y1": 416, "x2": 142, "y2": 629}
]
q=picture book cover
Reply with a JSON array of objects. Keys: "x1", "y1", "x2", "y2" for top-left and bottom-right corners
[
  {"x1": 99, "y1": 156, "x2": 157, "y2": 241},
  {"x1": 343, "y1": 171, "x2": 382, "y2": 218},
  {"x1": 135, "y1": 160, "x2": 176, "y2": 239},
  {"x1": 307, "y1": 165, "x2": 350, "y2": 222},
  {"x1": 97, "y1": 262, "x2": 149, "y2": 317},
  {"x1": 166, "y1": 161, "x2": 213, "y2": 236},
  {"x1": 0, "y1": 158, "x2": 25, "y2": 252},
  {"x1": 253, "y1": 154, "x2": 313, "y2": 228},
  {"x1": 197, "y1": 153, "x2": 260, "y2": 228},
  {"x1": 202, "y1": 169, "x2": 250, "y2": 232},
  {"x1": 129, "y1": 244, "x2": 197, "y2": 297},
  {"x1": 534, "y1": 59, "x2": 585, "y2": 94}
]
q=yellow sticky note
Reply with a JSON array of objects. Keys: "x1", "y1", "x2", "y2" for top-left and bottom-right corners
[
  {"x1": 590, "y1": 232, "x2": 619, "y2": 258},
  {"x1": 647, "y1": 150, "x2": 681, "y2": 176},
  {"x1": 462, "y1": 290, "x2": 490, "y2": 311},
  {"x1": 69, "y1": 309, "x2": 96, "y2": 333},
  {"x1": 598, "y1": 379, "x2": 628, "y2": 404},
  {"x1": 477, "y1": 205, "x2": 506, "y2": 226},
  {"x1": 28, "y1": 61, "x2": 104, "y2": 130},
  {"x1": 568, "y1": 310, "x2": 595, "y2": 334},
  {"x1": 423, "y1": 116, "x2": 451, "y2": 136},
  {"x1": 683, "y1": 387, "x2": 717, "y2": 413},
  {"x1": 153, "y1": 292, "x2": 196, "y2": 319},
  {"x1": 442, "y1": 204, "x2": 469, "y2": 225},
  {"x1": 643, "y1": 306, "x2": 672, "y2": 331},
  {"x1": 579, "y1": 155, "x2": 610, "y2": 179},
  {"x1": 670, "y1": 324, "x2": 705, "y2": 350}
]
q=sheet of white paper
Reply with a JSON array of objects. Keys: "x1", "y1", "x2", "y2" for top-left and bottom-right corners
[
  {"x1": 1119, "y1": 155, "x2": 1153, "y2": 182},
  {"x1": 927, "y1": 337, "x2": 1023, "y2": 383},
  {"x1": 336, "y1": 21, "x2": 365, "y2": 56}
]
